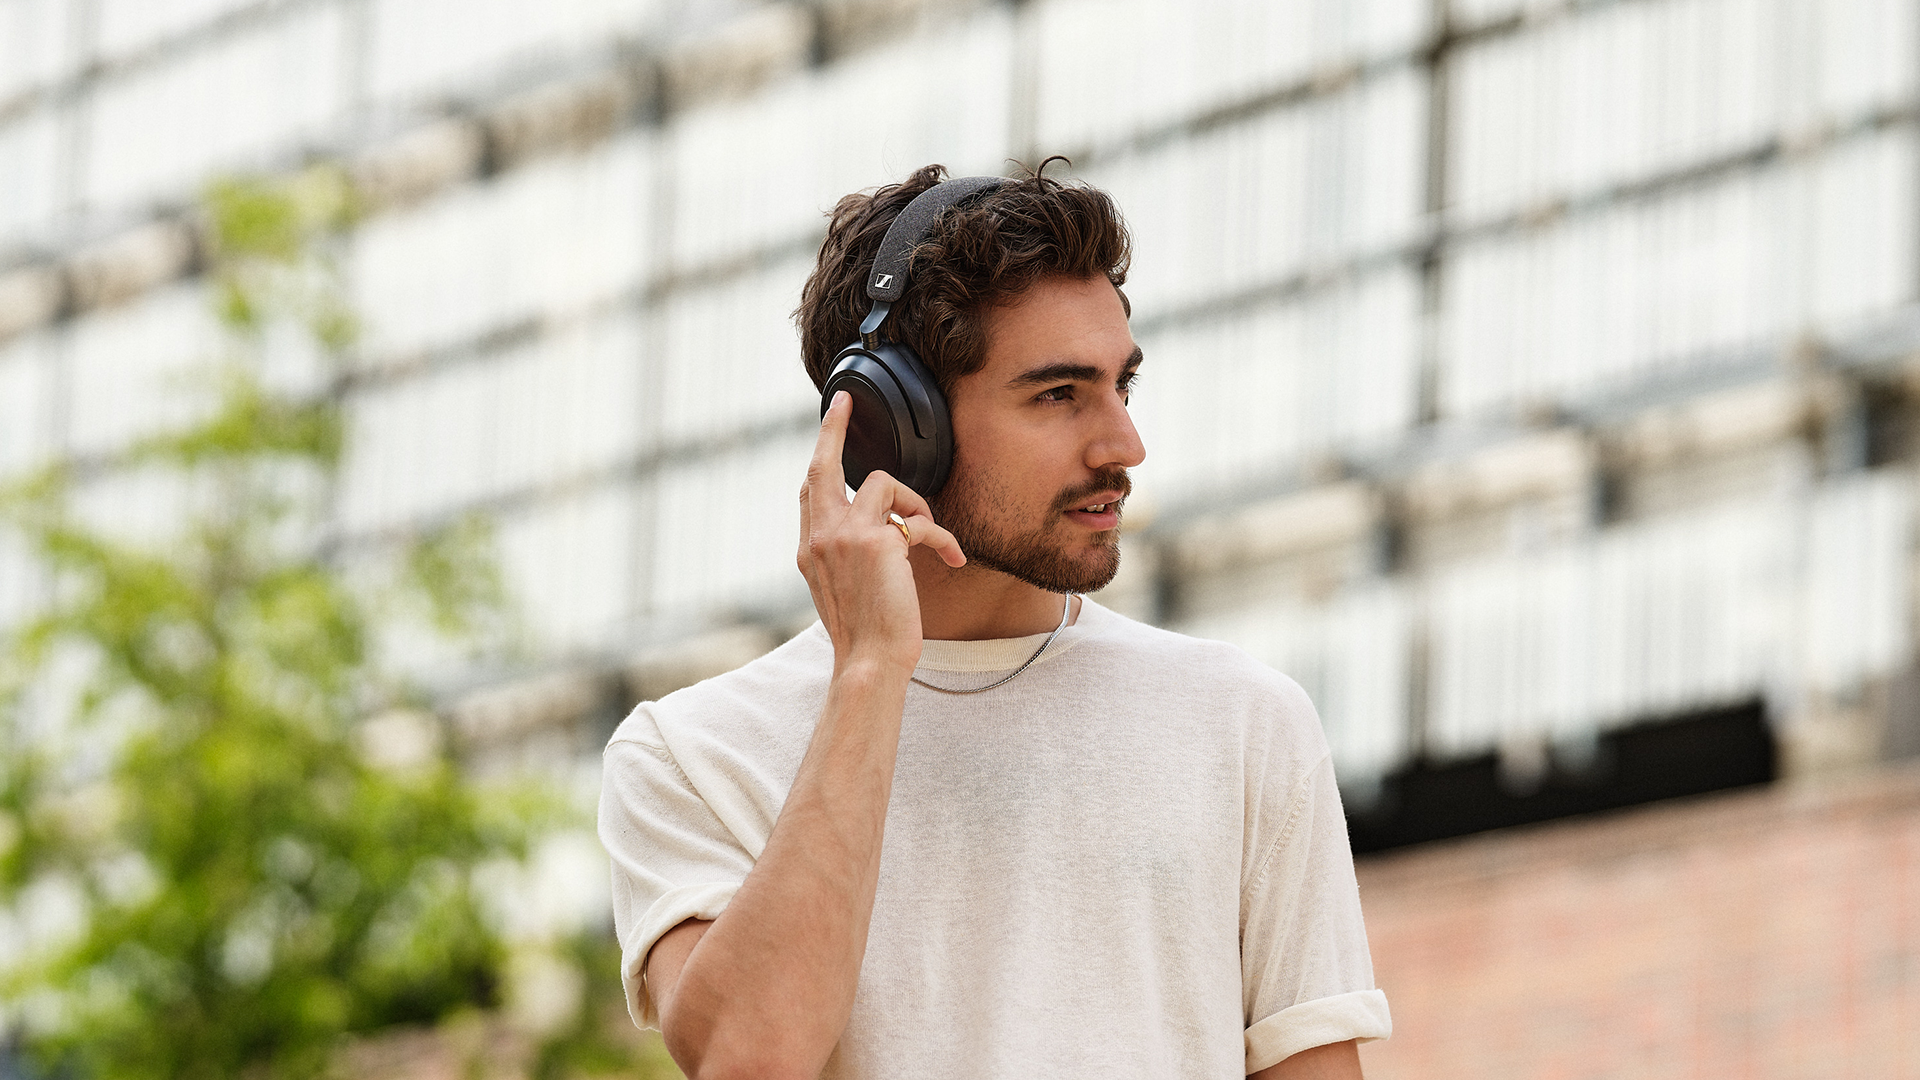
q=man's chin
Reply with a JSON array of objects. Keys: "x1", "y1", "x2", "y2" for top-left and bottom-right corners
[{"x1": 966, "y1": 536, "x2": 1121, "y2": 595}]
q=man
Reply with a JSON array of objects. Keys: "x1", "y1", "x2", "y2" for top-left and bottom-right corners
[{"x1": 599, "y1": 164, "x2": 1390, "y2": 1079}]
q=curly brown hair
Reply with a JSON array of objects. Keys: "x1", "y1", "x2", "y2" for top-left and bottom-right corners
[{"x1": 795, "y1": 160, "x2": 1132, "y2": 396}]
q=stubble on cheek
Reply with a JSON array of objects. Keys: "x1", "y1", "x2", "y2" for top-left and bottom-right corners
[{"x1": 930, "y1": 464, "x2": 1127, "y2": 594}]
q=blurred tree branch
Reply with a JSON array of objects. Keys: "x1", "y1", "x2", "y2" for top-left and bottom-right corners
[{"x1": 0, "y1": 168, "x2": 667, "y2": 1080}]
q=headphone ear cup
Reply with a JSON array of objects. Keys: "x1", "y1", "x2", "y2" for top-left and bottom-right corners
[{"x1": 821, "y1": 341, "x2": 953, "y2": 498}]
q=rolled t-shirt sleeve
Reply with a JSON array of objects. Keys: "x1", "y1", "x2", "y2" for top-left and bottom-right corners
[
  {"x1": 1241, "y1": 751, "x2": 1392, "y2": 1073},
  {"x1": 598, "y1": 705, "x2": 755, "y2": 1029}
]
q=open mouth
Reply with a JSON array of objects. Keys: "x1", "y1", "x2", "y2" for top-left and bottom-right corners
[
  {"x1": 1057, "y1": 472, "x2": 1132, "y2": 529},
  {"x1": 1063, "y1": 495, "x2": 1125, "y2": 529}
]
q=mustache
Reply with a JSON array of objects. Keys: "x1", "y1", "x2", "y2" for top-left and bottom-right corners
[{"x1": 1053, "y1": 467, "x2": 1133, "y2": 512}]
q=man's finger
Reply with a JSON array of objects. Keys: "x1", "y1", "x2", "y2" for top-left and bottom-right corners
[
  {"x1": 797, "y1": 473, "x2": 812, "y2": 550},
  {"x1": 900, "y1": 512, "x2": 966, "y2": 568},
  {"x1": 850, "y1": 470, "x2": 963, "y2": 566},
  {"x1": 848, "y1": 466, "x2": 904, "y2": 515},
  {"x1": 850, "y1": 467, "x2": 942, "y2": 524},
  {"x1": 806, "y1": 391, "x2": 852, "y2": 512},
  {"x1": 880, "y1": 481, "x2": 936, "y2": 527}
]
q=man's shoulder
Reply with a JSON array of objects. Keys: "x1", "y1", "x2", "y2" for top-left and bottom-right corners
[
  {"x1": 1077, "y1": 601, "x2": 1319, "y2": 722},
  {"x1": 1066, "y1": 602, "x2": 1332, "y2": 795},
  {"x1": 605, "y1": 621, "x2": 833, "y2": 751}
]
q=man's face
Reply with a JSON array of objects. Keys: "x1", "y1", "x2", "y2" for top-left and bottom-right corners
[{"x1": 931, "y1": 273, "x2": 1147, "y2": 594}]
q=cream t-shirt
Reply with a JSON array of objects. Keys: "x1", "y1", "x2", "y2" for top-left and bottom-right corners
[{"x1": 598, "y1": 598, "x2": 1390, "y2": 1077}]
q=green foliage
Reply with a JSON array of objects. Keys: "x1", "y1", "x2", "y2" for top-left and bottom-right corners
[
  {"x1": 404, "y1": 514, "x2": 509, "y2": 644},
  {"x1": 527, "y1": 934, "x2": 680, "y2": 1080},
  {"x1": 0, "y1": 170, "x2": 651, "y2": 1079},
  {"x1": 203, "y1": 167, "x2": 360, "y2": 350}
]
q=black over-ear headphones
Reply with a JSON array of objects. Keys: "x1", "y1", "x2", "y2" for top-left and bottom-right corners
[{"x1": 820, "y1": 175, "x2": 1005, "y2": 498}]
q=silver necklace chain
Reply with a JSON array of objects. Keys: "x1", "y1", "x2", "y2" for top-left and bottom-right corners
[{"x1": 909, "y1": 593, "x2": 1077, "y2": 695}]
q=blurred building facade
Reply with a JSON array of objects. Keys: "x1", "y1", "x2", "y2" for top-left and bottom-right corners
[
  {"x1": 6, "y1": 0, "x2": 1917, "y2": 809},
  {"x1": 2, "y1": 0, "x2": 1918, "y2": 1071},
  {"x1": 1357, "y1": 759, "x2": 1919, "y2": 1078}
]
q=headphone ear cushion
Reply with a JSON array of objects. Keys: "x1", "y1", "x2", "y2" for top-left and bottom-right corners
[{"x1": 821, "y1": 341, "x2": 953, "y2": 498}]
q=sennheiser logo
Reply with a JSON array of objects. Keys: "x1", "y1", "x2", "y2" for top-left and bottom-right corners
[{"x1": 874, "y1": 273, "x2": 894, "y2": 290}]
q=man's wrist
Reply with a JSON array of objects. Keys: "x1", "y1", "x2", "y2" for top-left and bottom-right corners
[{"x1": 831, "y1": 651, "x2": 919, "y2": 687}]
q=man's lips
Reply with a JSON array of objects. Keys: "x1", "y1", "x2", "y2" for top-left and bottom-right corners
[
  {"x1": 1062, "y1": 491, "x2": 1127, "y2": 514},
  {"x1": 1062, "y1": 491, "x2": 1126, "y2": 529}
]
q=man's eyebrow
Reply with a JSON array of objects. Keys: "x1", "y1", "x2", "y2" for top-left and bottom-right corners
[{"x1": 1004, "y1": 347, "x2": 1145, "y2": 390}]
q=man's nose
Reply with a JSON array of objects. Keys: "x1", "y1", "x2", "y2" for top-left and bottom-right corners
[{"x1": 1088, "y1": 392, "x2": 1146, "y2": 470}]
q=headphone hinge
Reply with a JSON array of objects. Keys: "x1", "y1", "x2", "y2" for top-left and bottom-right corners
[{"x1": 858, "y1": 300, "x2": 891, "y2": 351}]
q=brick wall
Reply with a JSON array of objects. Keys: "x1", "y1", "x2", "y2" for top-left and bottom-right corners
[{"x1": 1354, "y1": 763, "x2": 1920, "y2": 1079}]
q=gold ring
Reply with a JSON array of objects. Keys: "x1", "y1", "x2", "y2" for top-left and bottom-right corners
[{"x1": 888, "y1": 512, "x2": 912, "y2": 547}]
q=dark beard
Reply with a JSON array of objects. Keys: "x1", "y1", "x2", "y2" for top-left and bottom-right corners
[{"x1": 931, "y1": 465, "x2": 1131, "y2": 594}]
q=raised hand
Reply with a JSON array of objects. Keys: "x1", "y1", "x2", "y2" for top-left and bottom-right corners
[{"x1": 798, "y1": 391, "x2": 965, "y2": 674}]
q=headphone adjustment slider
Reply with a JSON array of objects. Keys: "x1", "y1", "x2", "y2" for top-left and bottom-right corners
[{"x1": 858, "y1": 300, "x2": 892, "y2": 351}]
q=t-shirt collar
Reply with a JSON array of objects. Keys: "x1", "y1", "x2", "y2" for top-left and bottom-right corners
[{"x1": 913, "y1": 596, "x2": 1104, "y2": 673}]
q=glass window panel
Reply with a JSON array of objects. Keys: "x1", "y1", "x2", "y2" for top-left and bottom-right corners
[
  {"x1": 1447, "y1": 0, "x2": 1919, "y2": 227},
  {"x1": 0, "y1": 0, "x2": 77, "y2": 100},
  {"x1": 338, "y1": 362, "x2": 488, "y2": 532},
  {"x1": 1427, "y1": 499, "x2": 1791, "y2": 758},
  {"x1": 0, "y1": 107, "x2": 61, "y2": 257},
  {"x1": 1427, "y1": 544, "x2": 1592, "y2": 757},
  {"x1": 667, "y1": 13, "x2": 1012, "y2": 273},
  {"x1": 0, "y1": 328, "x2": 54, "y2": 479},
  {"x1": 62, "y1": 282, "x2": 222, "y2": 457},
  {"x1": 1813, "y1": 0, "x2": 1918, "y2": 122},
  {"x1": 1588, "y1": 501, "x2": 1789, "y2": 723},
  {"x1": 1448, "y1": 20, "x2": 1550, "y2": 226},
  {"x1": 1801, "y1": 470, "x2": 1911, "y2": 693},
  {"x1": 425, "y1": 358, "x2": 497, "y2": 512},
  {"x1": 1033, "y1": 0, "x2": 1428, "y2": 153},
  {"x1": 1447, "y1": 0, "x2": 1533, "y2": 31},
  {"x1": 339, "y1": 309, "x2": 647, "y2": 534},
  {"x1": 255, "y1": 314, "x2": 332, "y2": 399},
  {"x1": 82, "y1": 6, "x2": 345, "y2": 221},
  {"x1": 1085, "y1": 69, "x2": 1424, "y2": 320},
  {"x1": 350, "y1": 131, "x2": 652, "y2": 362},
  {"x1": 96, "y1": 0, "x2": 259, "y2": 59},
  {"x1": 496, "y1": 482, "x2": 636, "y2": 653},
  {"x1": 658, "y1": 254, "x2": 816, "y2": 445},
  {"x1": 490, "y1": 309, "x2": 647, "y2": 493},
  {"x1": 1442, "y1": 128, "x2": 1916, "y2": 421},
  {"x1": 1448, "y1": 0, "x2": 1783, "y2": 226},
  {"x1": 338, "y1": 379, "x2": 404, "y2": 534},
  {"x1": 0, "y1": 517, "x2": 39, "y2": 633},
  {"x1": 648, "y1": 433, "x2": 810, "y2": 618},
  {"x1": 1805, "y1": 128, "x2": 1917, "y2": 331},
  {"x1": 1131, "y1": 265, "x2": 1420, "y2": 512},
  {"x1": 368, "y1": 0, "x2": 663, "y2": 106}
]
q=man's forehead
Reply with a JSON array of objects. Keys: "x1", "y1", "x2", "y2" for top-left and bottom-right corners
[{"x1": 973, "y1": 274, "x2": 1138, "y2": 384}]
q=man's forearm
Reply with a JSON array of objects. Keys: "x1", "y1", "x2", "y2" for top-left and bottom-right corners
[
  {"x1": 1251, "y1": 1039, "x2": 1365, "y2": 1080},
  {"x1": 659, "y1": 659, "x2": 910, "y2": 1080}
]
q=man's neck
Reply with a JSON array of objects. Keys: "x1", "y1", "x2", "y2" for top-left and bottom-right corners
[{"x1": 906, "y1": 548, "x2": 1074, "y2": 641}]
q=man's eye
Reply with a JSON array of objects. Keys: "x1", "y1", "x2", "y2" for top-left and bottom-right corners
[{"x1": 1038, "y1": 385, "x2": 1073, "y2": 402}]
